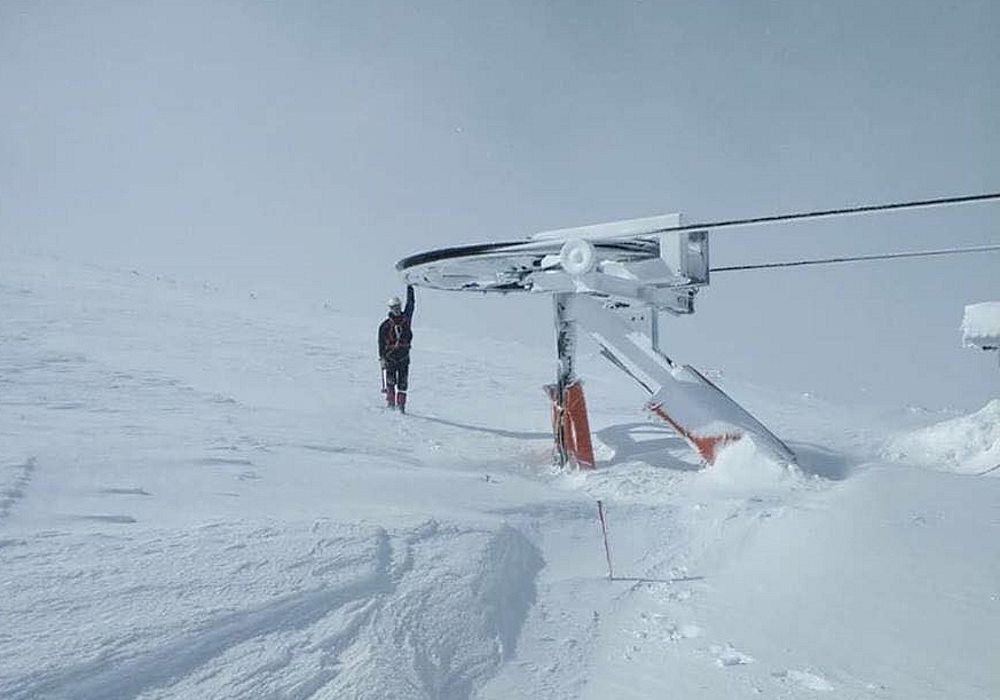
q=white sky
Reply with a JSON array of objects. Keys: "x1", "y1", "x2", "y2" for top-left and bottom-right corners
[{"x1": 2, "y1": 0, "x2": 998, "y2": 409}]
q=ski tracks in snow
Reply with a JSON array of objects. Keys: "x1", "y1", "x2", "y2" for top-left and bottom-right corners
[{"x1": 0, "y1": 520, "x2": 542, "y2": 700}]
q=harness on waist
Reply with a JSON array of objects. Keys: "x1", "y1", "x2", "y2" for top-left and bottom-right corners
[{"x1": 384, "y1": 316, "x2": 412, "y2": 357}]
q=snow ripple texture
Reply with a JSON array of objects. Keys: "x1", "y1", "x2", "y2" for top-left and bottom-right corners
[{"x1": 0, "y1": 520, "x2": 543, "y2": 700}]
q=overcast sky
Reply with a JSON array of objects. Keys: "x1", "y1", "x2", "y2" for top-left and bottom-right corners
[{"x1": 2, "y1": 0, "x2": 998, "y2": 410}]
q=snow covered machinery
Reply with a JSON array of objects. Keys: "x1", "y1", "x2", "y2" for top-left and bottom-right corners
[
  {"x1": 397, "y1": 212, "x2": 796, "y2": 470},
  {"x1": 962, "y1": 302, "x2": 1000, "y2": 368}
]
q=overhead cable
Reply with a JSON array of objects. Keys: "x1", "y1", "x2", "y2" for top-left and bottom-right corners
[
  {"x1": 711, "y1": 243, "x2": 1000, "y2": 273},
  {"x1": 653, "y1": 191, "x2": 1000, "y2": 234}
]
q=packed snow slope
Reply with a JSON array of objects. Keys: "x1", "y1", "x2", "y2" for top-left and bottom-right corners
[{"x1": 1, "y1": 251, "x2": 997, "y2": 700}]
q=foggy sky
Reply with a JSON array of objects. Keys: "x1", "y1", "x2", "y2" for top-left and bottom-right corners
[{"x1": 2, "y1": 0, "x2": 998, "y2": 410}]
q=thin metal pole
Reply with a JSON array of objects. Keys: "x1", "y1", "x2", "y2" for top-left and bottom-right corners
[{"x1": 597, "y1": 500, "x2": 614, "y2": 580}]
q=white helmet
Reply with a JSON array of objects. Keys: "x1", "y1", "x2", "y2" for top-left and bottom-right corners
[{"x1": 387, "y1": 296, "x2": 402, "y2": 309}]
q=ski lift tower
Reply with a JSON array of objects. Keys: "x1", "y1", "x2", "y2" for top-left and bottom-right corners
[
  {"x1": 397, "y1": 192, "x2": 999, "y2": 470},
  {"x1": 397, "y1": 213, "x2": 795, "y2": 469}
]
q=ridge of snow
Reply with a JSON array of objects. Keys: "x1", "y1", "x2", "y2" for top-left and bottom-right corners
[{"x1": 884, "y1": 399, "x2": 1000, "y2": 475}]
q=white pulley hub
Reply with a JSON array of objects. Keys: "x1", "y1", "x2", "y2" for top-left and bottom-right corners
[{"x1": 559, "y1": 238, "x2": 596, "y2": 276}]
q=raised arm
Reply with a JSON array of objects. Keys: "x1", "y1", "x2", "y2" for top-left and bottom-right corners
[{"x1": 403, "y1": 284, "x2": 415, "y2": 319}]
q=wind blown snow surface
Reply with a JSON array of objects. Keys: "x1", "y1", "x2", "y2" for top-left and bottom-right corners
[{"x1": 1, "y1": 252, "x2": 997, "y2": 699}]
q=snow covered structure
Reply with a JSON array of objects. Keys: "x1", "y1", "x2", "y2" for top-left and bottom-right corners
[
  {"x1": 398, "y1": 214, "x2": 795, "y2": 468},
  {"x1": 962, "y1": 302, "x2": 1000, "y2": 352}
]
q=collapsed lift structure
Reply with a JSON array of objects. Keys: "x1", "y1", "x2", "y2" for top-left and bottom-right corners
[
  {"x1": 397, "y1": 213, "x2": 795, "y2": 469},
  {"x1": 397, "y1": 192, "x2": 1000, "y2": 470}
]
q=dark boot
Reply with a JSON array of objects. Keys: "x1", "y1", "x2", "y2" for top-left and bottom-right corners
[
  {"x1": 385, "y1": 385, "x2": 396, "y2": 408},
  {"x1": 397, "y1": 391, "x2": 407, "y2": 413}
]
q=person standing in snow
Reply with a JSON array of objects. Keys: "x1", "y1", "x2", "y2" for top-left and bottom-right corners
[{"x1": 378, "y1": 285, "x2": 415, "y2": 412}]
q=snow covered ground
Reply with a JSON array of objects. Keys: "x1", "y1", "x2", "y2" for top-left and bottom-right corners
[{"x1": 1, "y1": 251, "x2": 997, "y2": 699}]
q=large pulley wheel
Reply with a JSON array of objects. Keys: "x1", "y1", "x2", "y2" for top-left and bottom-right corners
[{"x1": 559, "y1": 239, "x2": 596, "y2": 276}]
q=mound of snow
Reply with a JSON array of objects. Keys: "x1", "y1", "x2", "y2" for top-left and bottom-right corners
[
  {"x1": 704, "y1": 436, "x2": 800, "y2": 490},
  {"x1": 559, "y1": 433, "x2": 800, "y2": 503},
  {"x1": 885, "y1": 399, "x2": 1000, "y2": 475}
]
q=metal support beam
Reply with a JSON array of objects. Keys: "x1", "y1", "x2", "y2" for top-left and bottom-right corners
[
  {"x1": 553, "y1": 293, "x2": 576, "y2": 466},
  {"x1": 554, "y1": 293, "x2": 577, "y2": 387},
  {"x1": 574, "y1": 295, "x2": 796, "y2": 465}
]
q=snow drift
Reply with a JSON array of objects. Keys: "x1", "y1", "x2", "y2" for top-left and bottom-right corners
[
  {"x1": 1, "y1": 521, "x2": 542, "y2": 700},
  {"x1": 885, "y1": 400, "x2": 1000, "y2": 476}
]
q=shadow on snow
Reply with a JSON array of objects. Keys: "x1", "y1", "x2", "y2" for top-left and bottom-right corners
[
  {"x1": 788, "y1": 442, "x2": 852, "y2": 481},
  {"x1": 595, "y1": 422, "x2": 702, "y2": 472},
  {"x1": 408, "y1": 413, "x2": 551, "y2": 441}
]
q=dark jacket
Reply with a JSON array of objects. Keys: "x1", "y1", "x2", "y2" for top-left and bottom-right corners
[{"x1": 378, "y1": 286, "x2": 415, "y2": 364}]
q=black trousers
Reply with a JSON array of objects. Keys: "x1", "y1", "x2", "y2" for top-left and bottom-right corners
[{"x1": 385, "y1": 361, "x2": 409, "y2": 391}]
